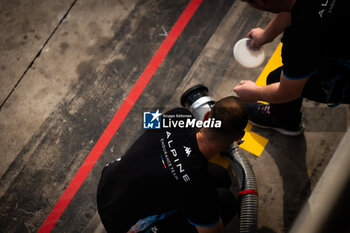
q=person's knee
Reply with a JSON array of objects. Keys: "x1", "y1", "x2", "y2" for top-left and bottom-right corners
[{"x1": 267, "y1": 66, "x2": 283, "y2": 85}]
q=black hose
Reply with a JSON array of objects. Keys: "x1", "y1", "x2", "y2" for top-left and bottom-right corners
[{"x1": 223, "y1": 145, "x2": 258, "y2": 233}]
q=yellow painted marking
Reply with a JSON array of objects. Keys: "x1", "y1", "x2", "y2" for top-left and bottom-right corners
[
  {"x1": 240, "y1": 123, "x2": 268, "y2": 157},
  {"x1": 246, "y1": 123, "x2": 253, "y2": 131},
  {"x1": 210, "y1": 43, "x2": 283, "y2": 166},
  {"x1": 210, "y1": 154, "x2": 230, "y2": 169},
  {"x1": 256, "y1": 43, "x2": 283, "y2": 86}
]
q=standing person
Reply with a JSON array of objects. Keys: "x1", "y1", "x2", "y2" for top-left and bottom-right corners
[
  {"x1": 97, "y1": 96, "x2": 248, "y2": 233},
  {"x1": 234, "y1": 0, "x2": 349, "y2": 136}
]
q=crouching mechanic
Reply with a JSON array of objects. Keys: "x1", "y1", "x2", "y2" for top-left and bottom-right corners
[{"x1": 97, "y1": 96, "x2": 248, "y2": 233}]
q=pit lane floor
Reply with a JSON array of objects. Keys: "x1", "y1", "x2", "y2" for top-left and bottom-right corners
[{"x1": 1, "y1": 0, "x2": 349, "y2": 232}]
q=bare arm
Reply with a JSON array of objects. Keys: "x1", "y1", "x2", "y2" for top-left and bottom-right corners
[
  {"x1": 247, "y1": 12, "x2": 291, "y2": 48},
  {"x1": 233, "y1": 72, "x2": 308, "y2": 104}
]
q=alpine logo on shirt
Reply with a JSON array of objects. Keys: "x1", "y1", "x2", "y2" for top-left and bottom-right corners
[
  {"x1": 183, "y1": 146, "x2": 192, "y2": 157},
  {"x1": 160, "y1": 131, "x2": 191, "y2": 183}
]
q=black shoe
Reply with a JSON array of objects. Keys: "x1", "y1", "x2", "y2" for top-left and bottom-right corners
[{"x1": 247, "y1": 103, "x2": 303, "y2": 136}]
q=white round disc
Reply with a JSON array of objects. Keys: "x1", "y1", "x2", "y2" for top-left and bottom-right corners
[{"x1": 233, "y1": 38, "x2": 266, "y2": 68}]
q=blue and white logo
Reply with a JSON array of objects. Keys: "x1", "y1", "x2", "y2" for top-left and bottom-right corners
[{"x1": 143, "y1": 110, "x2": 162, "y2": 129}]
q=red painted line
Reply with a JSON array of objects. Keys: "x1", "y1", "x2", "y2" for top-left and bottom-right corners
[{"x1": 37, "y1": 0, "x2": 203, "y2": 232}]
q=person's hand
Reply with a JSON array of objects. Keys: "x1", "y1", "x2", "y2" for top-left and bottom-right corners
[
  {"x1": 246, "y1": 27, "x2": 269, "y2": 49},
  {"x1": 233, "y1": 80, "x2": 259, "y2": 103}
]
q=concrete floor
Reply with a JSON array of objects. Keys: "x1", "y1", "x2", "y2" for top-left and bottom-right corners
[{"x1": 1, "y1": 0, "x2": 349, "y2": 232}]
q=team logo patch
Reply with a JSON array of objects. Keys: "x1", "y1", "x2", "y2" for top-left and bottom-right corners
[
  {"x1": 143, "y1": 110, "x2": 162, "y2": 129},
  {"x1": 184, "y1": 146, "x2": 192, "y2": 157}
]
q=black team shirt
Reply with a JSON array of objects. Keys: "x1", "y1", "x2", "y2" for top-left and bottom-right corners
[
  {"x1": 97, "y1": 108, "x2": 220, "y2": 233},
  {"x1": 281, "y1": 0, "x2": 348, "y2": 79}
]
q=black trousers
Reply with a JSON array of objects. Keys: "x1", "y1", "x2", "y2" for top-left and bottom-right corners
[{"x1": 267, "y1": 66, "x2": 350, "y2": 124}]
